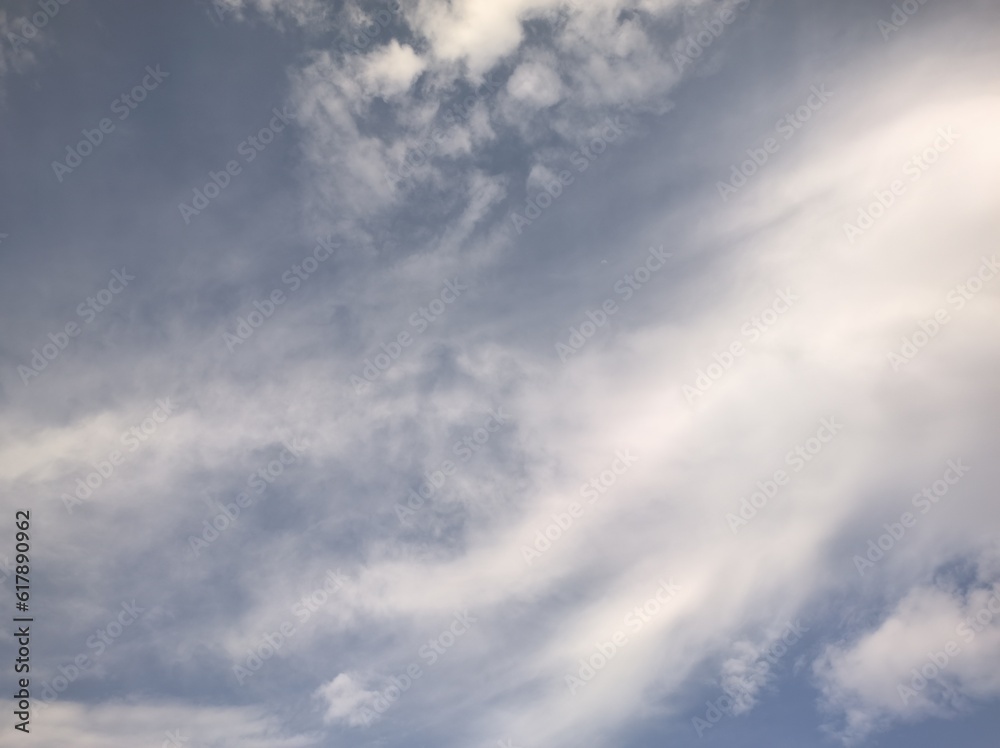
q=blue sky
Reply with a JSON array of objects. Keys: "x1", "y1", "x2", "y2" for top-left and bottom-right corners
[{"x1": 2, "y1": 0, "x2": 1000, "y2": 746}]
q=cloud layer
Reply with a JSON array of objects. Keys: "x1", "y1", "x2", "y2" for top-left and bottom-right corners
[{"x1": 1, "y1": 1, "x2": 999, "y2": 746}]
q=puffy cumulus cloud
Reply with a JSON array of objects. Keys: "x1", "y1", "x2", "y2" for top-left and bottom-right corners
[
  {"x1": 277, "y1": 0, "x2": 732, "y2": 233},
  {"x1": 406, "y1": 0, "x2": 541, "y2": 77},
  {"x1": 403, "y1": 0, "x2": 703, "y2": 85},
  {"x1": 315, "y1": 672, "x2": 381, "y2": 726},
  {"x1": 813, "y1": 548, "x2": 1000, "y2": 744},
  {"x1": 505, "y1": 57, "x2": 563, "y2": 109},
  {"x1": 362, "y1": 39, "x2": 426, "y2": 98}
]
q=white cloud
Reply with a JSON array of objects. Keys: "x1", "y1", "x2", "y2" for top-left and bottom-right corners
[
  {"x1": 506, "y1": 59, "x2": 563, "y2": 108},
  {"x1": 315, "y1": 672, "x2": 380, "y2": 726},
  {"x1": 213, "y1": 0, "x2": 326, "y2": 25},
  {"x1": 814, "y1": 551, "x2": 1000, "y2": 744},
  {"x1": 1, "y1": 700, "x2": 320, "y2": 748},
  {"x1": 3, "y1": 3, "x2": 1000, "y2": 748},
  {"x1": 408, "y1": 0, "x2": 537, "y2": 77},
  {"x1": 362, "y1": 40, "x2": 426, "y2": 98},
  {"x1": 278, "y1": 0, "x2": 731, "y2": 225}
]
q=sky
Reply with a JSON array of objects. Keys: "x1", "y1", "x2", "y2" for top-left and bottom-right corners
[{"x1": 1, "y1": 0, "x2": 999, "y2": 746}]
